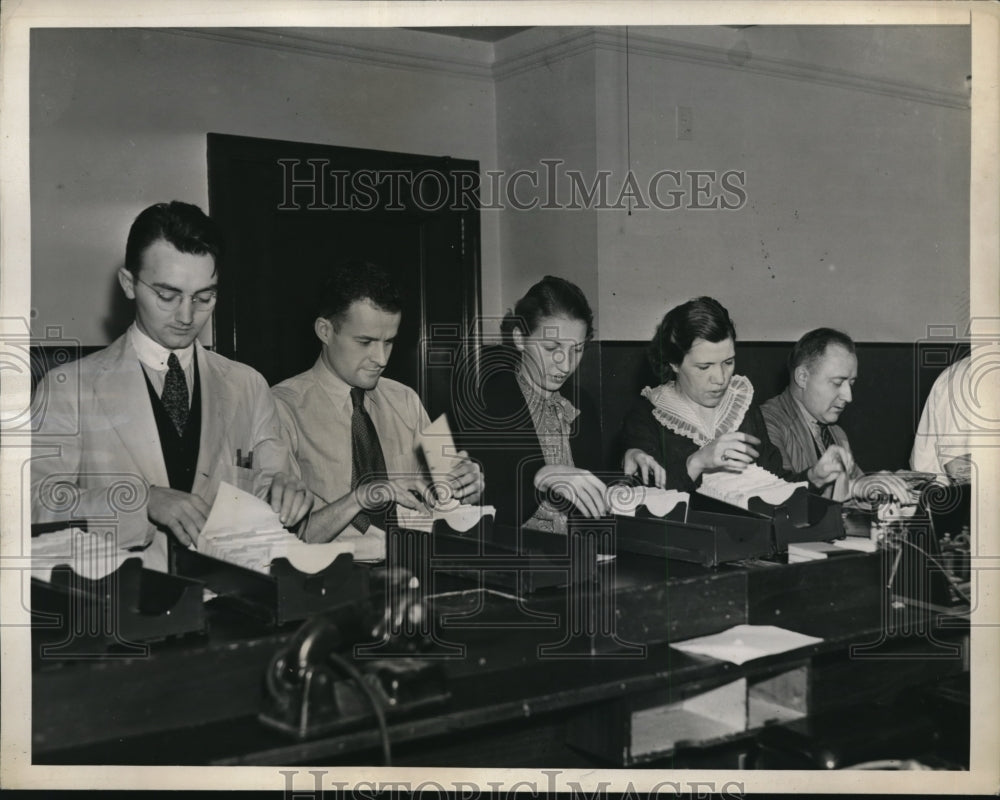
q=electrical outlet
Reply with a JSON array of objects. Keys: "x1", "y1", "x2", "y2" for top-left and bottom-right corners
[{"x1": 676, "y1": 105, "x2": 693, "y2": 141}]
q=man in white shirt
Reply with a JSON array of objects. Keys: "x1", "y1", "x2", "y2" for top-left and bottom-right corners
[
  {"x1": 32, "y1": 201, "x2": 312, "y2": 570},
  {"x1": 911, "y1": 355, "x2": 974, "y2": 483},
  {"x1": 272, "y1": 260, "x2": 483, "y2": 553}
]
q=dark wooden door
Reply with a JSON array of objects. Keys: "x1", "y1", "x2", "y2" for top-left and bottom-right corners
[{"x1": 207, "y1": 133, "x2": 481, "y2": 419}]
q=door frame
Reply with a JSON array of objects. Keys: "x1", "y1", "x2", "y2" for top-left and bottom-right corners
[{"x1": 206, "y1": 132, "x2": 482, "y2": 408}]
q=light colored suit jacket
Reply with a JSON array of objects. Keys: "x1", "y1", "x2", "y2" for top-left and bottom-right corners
[{"x1": 31, "y1": 333, "x2": 295, "y2": 568}]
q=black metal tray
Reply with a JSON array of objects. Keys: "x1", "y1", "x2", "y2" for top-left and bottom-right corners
[
  {"x1": 172, "y1": 546, "x2": 369, "y2": 626},
  {"x1": 32, "y1": 556, "x2": 206, "y2": 656}
]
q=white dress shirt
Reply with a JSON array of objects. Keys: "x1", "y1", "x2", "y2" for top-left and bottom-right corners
[{"x1": 129, "y1": 323, "x2": 195, "y2": 406}]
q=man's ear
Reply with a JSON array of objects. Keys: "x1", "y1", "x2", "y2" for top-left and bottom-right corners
[
  {"x1": 793, "y1": 364, "x2": 810, "y2": 389},
  {"x1": 118, "y1": 267, "x2": 137, "y2": 300},
  {"x1": 314, "y1": 316, "x2": 332, "y2": 345},
  {"x1": 511, "y1": 327, "x2": 526, "y2": 352}
]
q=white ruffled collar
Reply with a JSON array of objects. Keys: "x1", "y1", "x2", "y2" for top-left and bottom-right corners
[{"x1": 641, "y1": 374, "x2": 753, "y2": 446}]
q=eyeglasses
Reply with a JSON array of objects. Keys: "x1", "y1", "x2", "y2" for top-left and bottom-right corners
[{"x1": 134, "y1": 277, "x2": 218, "y2": 312}]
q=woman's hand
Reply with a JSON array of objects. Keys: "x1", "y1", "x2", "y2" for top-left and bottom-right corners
[
  {"x1": 534, "y1": 465, "x2": 609, "y2": 518},
  {"x1": 623, "y1": 448, "x2": 666, "y2": 489},
  {"x1": 688, "y1": 432, "x2": 761, "y2": 479}
]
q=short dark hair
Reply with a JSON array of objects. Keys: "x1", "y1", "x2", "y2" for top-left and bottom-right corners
[
  {"x1": 316, "y1": 260, "x2": 402, "y2": 328},
  {"x1": 789, "y1": 328, "x2": 856, "y2": 373},
  {"x1": 500, "y1": 275, "x2": 594, "y2": 346},
  {"x1": 648, "y1": 296, "x2": 737, "y2": 383},
  {"x1": 124, "y1": 201, "x2": 223, "y2": 276}
]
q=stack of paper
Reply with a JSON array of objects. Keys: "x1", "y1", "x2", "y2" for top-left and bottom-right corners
[
  {"x1": 417, "y1": 414, "x2": 465, "y2": 493},
  {"x1": 787, "y1": 540, "x2": 858, "y2": 563},
  {"x1": 607, "y1": 486, "x2": 689, "y2": 518},
  {"x1": 395, "y1": 503, "x2": 496, "y2": 533},
  {"x1": 671, "y1": 624, "x2": 823, "y2": 665},
  {"x1": 699, "y1": 465, "x2": 808, "y2": 510},
  {"x1": 832, "y1": 536, "x2": 878, "y2": 553},
  {"x1": 197, "y1": 482, "x2": 355, "y2": 574},
  {"x1": 31, "y1": 527, "x2": 134, "y2": 582},
  {"x1": 410, "y1": 413, "x2": 497, "y2": 532}
]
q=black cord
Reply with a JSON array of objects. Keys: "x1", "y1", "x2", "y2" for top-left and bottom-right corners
[
  {"x1": 891, "y1": 536, "x2": 971, "y2": 605},
  {"x1": 625, "y1": 25, "x2": 632, "y2": 216},
  {"x1": 328, "y1": 651, "x2": 392, "y2": 766}
]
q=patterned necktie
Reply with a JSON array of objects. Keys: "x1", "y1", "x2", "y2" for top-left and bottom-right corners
[
  {"x1": 350, "y1": 387, "x2": 388, "y2": 533},
  {"x1": 161, "y1": 352, "x2": 189, "y2": 435},
  {"x1": 818, "y1": 423, "x2": 836, "y2": 450}
]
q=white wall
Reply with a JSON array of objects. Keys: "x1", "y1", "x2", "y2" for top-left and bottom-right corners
[
  {"x1": 493, "y1": 29, "x2": 599, "y2": 331},
  {"x1": 601, "y1": 26, "x2": 971, "y2": 342},
  {"x1": 30, "y1": 27, "x2": 500, "y2": 345},
  {"x1": 490, "y1": 26, "x2": 971, "y2": 343},
  {"x1": 30, "y1": 25, "x2": 970, "y2": 348}
]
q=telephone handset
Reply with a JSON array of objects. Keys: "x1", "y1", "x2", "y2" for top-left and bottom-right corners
[{"x1": 260, "y1": 569, "x2": 445, "y2": 747}]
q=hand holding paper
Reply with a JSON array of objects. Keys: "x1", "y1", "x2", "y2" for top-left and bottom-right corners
[
  {"x1": 198, "y1": 482, "x2": 355, "y2": 574},
  {"x1": 534, "y1": 465, "x2": 609, "y2": 518},
  {"x1": 201, "y1": 481, "x2": 286, "y2": 538},
  {"x1": 623, "y1": 447, "x2": 667, "y2": 489},
  {"x1": 810, "y1": 445, "x2": 852, "y2": 493},
  {"x1": 417, "y1": 414, "x2": 484, "y2": 506},
  {"x1": 147, "y1": 486, "x2": 211, "y2": 547},
  {"x1": 266, "y1": 472, "x2": 313, "y2": 527}
]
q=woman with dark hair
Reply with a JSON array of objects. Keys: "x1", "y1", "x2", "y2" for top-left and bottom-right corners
[
  {"x1": 460, "y1": 276, "x2": 607, "y2": 531},
  {"x1": 621, "y1": 297, "x2": 845, "y2": 492}
]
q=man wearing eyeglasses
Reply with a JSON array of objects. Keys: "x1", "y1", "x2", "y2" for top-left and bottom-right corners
[{"x1": 31, "y1": 201, "x2": 312, "y2": 571}]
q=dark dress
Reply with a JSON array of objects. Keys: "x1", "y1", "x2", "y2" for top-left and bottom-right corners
[
  {"x1": 454, "y1": 351, "x2": 604, "y2": 527},
  {"x1": 621, "y1": 390, "x2": 790, "y2": 492}
]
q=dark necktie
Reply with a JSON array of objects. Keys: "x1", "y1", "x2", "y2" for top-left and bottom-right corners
[
  {"x1": 818, "y1": 423, "x2": 836, "y2": 450},
  {"x1": 161, "y1": 352, "x2": 189, "y2": 435},
  {"x1": 350, "y1": 387, "x2": 388, "y2": 533}
]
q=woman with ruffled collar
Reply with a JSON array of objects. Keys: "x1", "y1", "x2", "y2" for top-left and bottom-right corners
[
  {"x1": 621, "y1": 296, "x2": 787, "y2": 492},
  {"x1": 460, "y1": 276, "x2": 608, "y2": 533}
]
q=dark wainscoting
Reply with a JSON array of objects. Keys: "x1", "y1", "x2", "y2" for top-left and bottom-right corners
[{"x1": 594, "y1": 340, "x2": 970, "y2": 473}]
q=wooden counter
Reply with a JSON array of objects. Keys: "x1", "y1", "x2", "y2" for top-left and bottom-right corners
[{"x1": 32, "y1": 546, "x2": 969, "y2": 768}]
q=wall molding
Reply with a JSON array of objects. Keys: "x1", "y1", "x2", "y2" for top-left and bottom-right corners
[
  {"x1": 494, "y1": 27, "x2": 968, "y2": 110},
  {"x1": 162, "y1": 26, "x2": 969, "y2": 110},
  {"x1": 165, "y1": 27, "x2": 495, "y2": 82},
  {"x1": 492, "y1": 28, "x2": 600, "y2": 81},
  {"x1": 599, "y1": 29, "x2": 969, "y2": 111}
]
